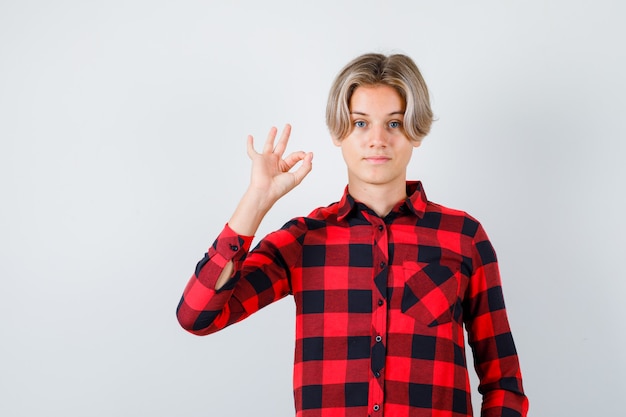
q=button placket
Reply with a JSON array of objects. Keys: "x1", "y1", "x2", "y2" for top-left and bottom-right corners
[{"x1": 369, "y1": 218, "x2": 388, "y2": 414}]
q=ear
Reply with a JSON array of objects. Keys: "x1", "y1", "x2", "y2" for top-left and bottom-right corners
[
  {"x1": 412, "y1": 139, "x2": 422, "y2": 148},
  {"x1": 332, "y1": 136, "x2": 343, "y2": 147}
]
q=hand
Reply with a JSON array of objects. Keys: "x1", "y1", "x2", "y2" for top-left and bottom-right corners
[{"x1": 245, "y1": 124, "x2": 313, "y2": 209}]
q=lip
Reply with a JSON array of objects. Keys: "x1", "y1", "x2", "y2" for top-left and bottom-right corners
[{"x1": 364, "y1": 156, "x2": 391, "y2": 164}]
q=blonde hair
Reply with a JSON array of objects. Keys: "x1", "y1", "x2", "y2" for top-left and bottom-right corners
[{"x1": 326, "y1": 53, "x2": 433, "y2": 143}]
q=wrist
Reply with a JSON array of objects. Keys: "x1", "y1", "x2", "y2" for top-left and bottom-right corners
[
  {"x1": 227, "y1": 190, "x2": 274, "y2": 236},
  {"x1": 242, "y1": 186, "x2": 277, "y2": 213}
]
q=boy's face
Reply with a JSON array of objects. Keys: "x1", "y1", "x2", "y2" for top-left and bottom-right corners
[{"x1": 334, "y1": 84, "x2": 419, "y2": 193}]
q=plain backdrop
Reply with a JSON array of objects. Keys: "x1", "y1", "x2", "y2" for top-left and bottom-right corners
[{"x1": 1, "y1": 1, "x2": 625, "y2": 416}]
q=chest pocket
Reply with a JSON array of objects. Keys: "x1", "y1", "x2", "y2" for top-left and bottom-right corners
[{"x1": 401, "y1": 262, "x2": 461, "y2": 327}]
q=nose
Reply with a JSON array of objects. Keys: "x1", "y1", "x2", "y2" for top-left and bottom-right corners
[{"x1": 368, "y1": 123, "x2": 388, "y2": 147}]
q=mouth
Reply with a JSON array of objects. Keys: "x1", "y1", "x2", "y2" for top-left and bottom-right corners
[{"x1": 364, "y1": 156, "x2": 391, "y2": 164}]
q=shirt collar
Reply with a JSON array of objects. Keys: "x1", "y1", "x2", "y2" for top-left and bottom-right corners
[{"x1": 336, "y1": 180, "x2": 428, "y2": 221}]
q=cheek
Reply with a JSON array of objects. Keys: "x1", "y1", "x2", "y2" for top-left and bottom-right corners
[
  {"x1": 399, "y1": 146, "x2": 414, "y2": 163},
  {"x1": 340, "y1": 145, "x2": 354, "y2": 163},
  {"x1": 340, "y1": 141, "x2": 360, "y2": 160}
]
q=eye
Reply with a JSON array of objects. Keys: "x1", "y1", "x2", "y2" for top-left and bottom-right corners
[
  {"x1": 354, "y1": 120, "x2": 367, "y2": 128},
  {"x1": 388, "y1": 120, "x2": 402, "y2": 129}
]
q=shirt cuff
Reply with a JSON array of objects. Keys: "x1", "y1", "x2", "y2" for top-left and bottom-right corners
[{"x1": 212, "y1": 223, "x2": 254, "y2": 263}]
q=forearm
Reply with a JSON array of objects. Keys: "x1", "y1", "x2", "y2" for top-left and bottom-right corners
[
  {"x1": 212, "y1": 188, "x2": 279, "y2": 290},
  {"x1": 176, "y1": 225, "x2": 254, "y2": 334},
  {"x1": 227, "y1": 188, "x2": 274, "y2": 237},
  {"x1": 177, "y1": 219, "x2": 297, "y2": 335},
  {"x1": 472, "y1": 327, "x2": 528, "y2": 416},
  {"x1": 480, "y1": 388, "x2": 528, "y2": 417}
]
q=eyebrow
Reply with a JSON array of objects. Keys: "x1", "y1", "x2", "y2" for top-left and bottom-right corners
[{"x1": 350, "y1": 111, "x2": 405, "y2": 116}]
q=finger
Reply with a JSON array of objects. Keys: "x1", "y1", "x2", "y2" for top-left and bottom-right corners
[
  {"x1": 281, "y1": 151, "x2": 308, "y2": 171},
  {"x1": 272, "y1": 124, "x2": 291, "y2": 157},
  {"x1": 262, "y1": 126, "x2": 278, "y2": 154},
  {"x1": 291, "y1": 152, "x2": 314, "y2": 185},
  {"x1": 246, "y1": 135, "x2": 257, "y2": 159},
  {"x1": 281, "y1": 151, "x2": 313, "y2": 174}
]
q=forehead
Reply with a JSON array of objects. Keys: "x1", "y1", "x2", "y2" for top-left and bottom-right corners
[{"x1": 349, "y1": 84, "x2": 405, "y2": 113}]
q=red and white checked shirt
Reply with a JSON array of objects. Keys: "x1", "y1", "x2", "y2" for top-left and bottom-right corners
[{"x1": 177, "y1": 181, "x2": 528, "y2": 417}]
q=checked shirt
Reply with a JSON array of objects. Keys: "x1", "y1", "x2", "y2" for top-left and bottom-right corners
[{"x1": 177, "y1": 181, "x2": 528, "y2": 417}]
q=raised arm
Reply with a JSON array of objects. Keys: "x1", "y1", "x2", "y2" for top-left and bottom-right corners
[
  {"x1": 215, "y1": 124, "x2": 313, "y2": 288},
  {"x1": 176, "y1": 125, "x2": 312, "y2": 334}
]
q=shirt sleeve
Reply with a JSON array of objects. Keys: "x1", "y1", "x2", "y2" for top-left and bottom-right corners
[
  {"x1": 176, "y1": 223, "x2": 297, "y2": 336},
  {"x1": 464, "y1": 223, "x2": 529, "y2": 417}
]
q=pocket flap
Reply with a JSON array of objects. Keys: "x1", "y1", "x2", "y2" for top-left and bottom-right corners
[{"x1": 401, "y1": 262, "x2": 459, "y2": 326}]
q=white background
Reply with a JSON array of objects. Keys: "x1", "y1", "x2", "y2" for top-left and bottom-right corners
[{"x1": 1, "y1": 1, "x2": 625, "y2": 416}]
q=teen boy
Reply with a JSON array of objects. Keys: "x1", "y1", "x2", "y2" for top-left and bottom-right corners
[{"x1": 177, "y1": 53, "x2": 528, "y2": 417}]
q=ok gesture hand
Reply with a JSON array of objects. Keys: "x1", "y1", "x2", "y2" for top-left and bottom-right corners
[
  {"x1": 227, "y1": 124, "x2": 313, "y2": 237},
  {"x1": 246, "y1": 124, "x2": 313, "y2": 208}
]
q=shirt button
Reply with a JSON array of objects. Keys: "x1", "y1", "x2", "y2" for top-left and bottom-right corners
[
  {"x1": 377, "y1": 225, "x2": 383, "y2": 231},
  {"x1": 229, "y1": 244, "x2": 239, "y2": 251},
  {"x1": 373, "y1": 404, "x2": 380, "y2": 411},
  {"x1": 379, "y1": 261, "x2": 385, "y2": 268},
  {"x1": 375, "y1": 335, "x2": 382, "y2": 343},
  {"x1": 374, "y1": 371, "x2": 381, "y2": 378},
  {"x1": 378, "y1": 299, "x2": 384, "y2": 306}
]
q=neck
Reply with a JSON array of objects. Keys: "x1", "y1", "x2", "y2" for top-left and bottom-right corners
[{"x1": 347, "y1": 181, "x2": 407, "y2": 218}]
